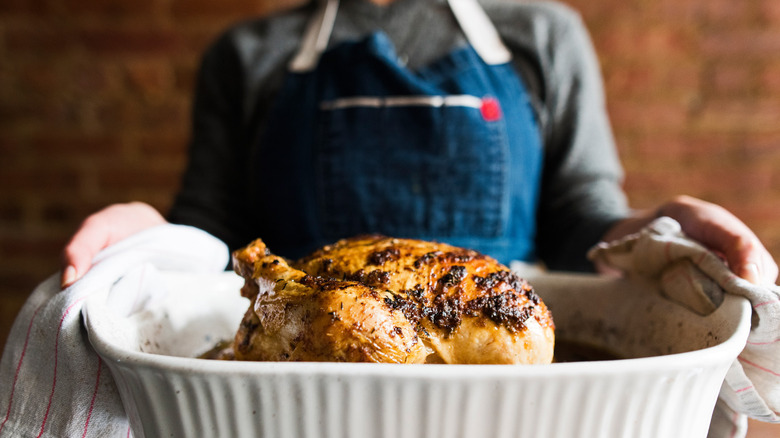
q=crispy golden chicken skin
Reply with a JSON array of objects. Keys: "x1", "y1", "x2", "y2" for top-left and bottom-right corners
[{"x1": 229, "y1": 235, "x2": 554, "y2": 365}]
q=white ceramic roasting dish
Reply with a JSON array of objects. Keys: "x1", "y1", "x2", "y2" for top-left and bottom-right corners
[{"x1": 83, "y1": 270, "x2": 752, "y2": 438}]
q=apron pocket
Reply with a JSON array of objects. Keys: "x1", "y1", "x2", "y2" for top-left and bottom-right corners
[{"x1": 316, "y1": 95, "x2": 509, "y2": 240}]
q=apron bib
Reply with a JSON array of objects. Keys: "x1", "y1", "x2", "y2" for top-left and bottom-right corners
[{"x1": 253, "y1": 0, "x2": 543, "y2": 264}]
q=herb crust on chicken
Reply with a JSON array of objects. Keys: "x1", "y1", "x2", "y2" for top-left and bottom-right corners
[{"x1": 228, "y1": 235, "x2": 555, "y2": 365}]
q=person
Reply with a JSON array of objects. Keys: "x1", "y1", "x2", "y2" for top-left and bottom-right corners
[{"x1": 61, "y1": 0, "x2": 778, "y2": 289}]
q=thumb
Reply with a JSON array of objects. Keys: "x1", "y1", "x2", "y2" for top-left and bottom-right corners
[{"x1": 61, "y1": 225, "x2": 111, "y2": 288}]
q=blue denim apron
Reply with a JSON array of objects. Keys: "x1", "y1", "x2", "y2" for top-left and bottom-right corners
[{"x1": 253, "y1": 0, "x2": 542, "y2": 264}]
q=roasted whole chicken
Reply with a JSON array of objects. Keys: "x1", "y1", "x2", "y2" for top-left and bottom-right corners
[{"x1": 228, "y1": 235, "x2": 555, "y2": 365}]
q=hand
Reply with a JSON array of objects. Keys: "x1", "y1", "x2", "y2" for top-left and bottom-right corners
[
  {"x1": 603, "y1": 195, "x2": 778, "y2": 286},
  {"x1": 60, "y1": 202, "x2": 167, "y2": 288}
]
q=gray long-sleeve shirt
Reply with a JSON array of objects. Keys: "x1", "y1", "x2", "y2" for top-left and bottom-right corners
[{"x1": 168, "y1": 0, "x2": 629, "y2": 271}]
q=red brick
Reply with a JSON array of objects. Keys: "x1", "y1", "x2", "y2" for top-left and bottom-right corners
[
  {"x1": 700, "y1": 0, "x2": 759, "y2": 26},
  {"x1": 759, "y1": 60, "x2": 780, "y2": 94},
  {"x1": 595, "y1": 23, "x2": 696, "y2": 61},
  {"x1": 0, "y1": 100, "x2": 41, "y2": 130},
  {"x1": 173, "y1": 59, "x2": 199, "y2": 94},
  {"x1": 562, "y1": 1, "x2": 652, "y2": 25},
  {"x1": 78, "y1": 27, "x2": 184, "y2": 55},
  {"x1": 136, "y1": 133, "x2": 189, "y2": 160},
  {"x1": 0, "y1": 95, "x2": 94, "y2": 131},
  {"x1": 137, "y1": 99, "x2": 191, "y2": 130},
  {"x1": 3, "y1": 25, "x2": 80, "y2": 55},
  {"x1": 700, "y1": 28, "x2": 780, "y2": 57},
  {"x1": 16, "y1": 61, "x2": 64, "y2": 96},
  {"x1": 744, "y1": 203, "x2": 780, "y2": 237},
  {"x1": 0, "y1": 199, "x2": 24, "y2": 224},
  {"x1": 70, "y1": 61, "x2": 120, "y2": 97},
  {"x1": 124, "y1": 60, "x2": 175, "y2": 99},
  {"x1": 0, "y1": 0, "x2": 51, "y2": 15},
  {"x1": 608, "y1": 99, "x2": 693, "y2": 136},
  {"x1": 0, "y1": 133, "x2": 23, "y2": 158},
  {"x1": 168, "y1": 27, "x2": 226, "y2": 59},
  {"x1": 760, "y1": 0, "x2": 780, "y2": 24},
  {"x1": 170, "y1": 0, "x2": 301, "y2": 20},
  {"x1": 0, "y1": 234, "x2": 68, "y2": 261},
  {"x1": 626, "y1": 135, "x2": 716, "y2": 166},
  {"x1": 34, "y1": 99, "x2": 89, "y2": 129},
  {"x1": 0, "y1": 165, "x2": 83, "y2": 193},
  {"x1": 61, "y1": 0, "x2": 159, "y2": 16},
  {"x1": 693, "y1": 98, "x2": 780, "y2": 133},
  {"x1": 603, "y1": 60, "x2": 701, "y2": 99},
  {"x1": 669, "y1": 134, "x2": 740, "y2": 161},
  {"x1": 90, "y1": 99, "x2": 142, "y2": 130},
  {"x1": 705, "y1": 62, "x2": 758, "y2": 97},
  {"x1": 622, "y1": 166, "x2": 772, "y2": 211},
  {"x1": 739, "y1": 133, "x2": 780, "y2": 162},
  {"x1": 28, "y1": 132, "x2": 125, "y2": 160},
  {"x1": 96, "y1": 166, "x2": 182, "y2": 191},
  {"x1": 88, "y1": 97, "x2": 189, "y2": 132},
  {"x1": 643, "y1": 0, "x2": 701, "y2": 24}
]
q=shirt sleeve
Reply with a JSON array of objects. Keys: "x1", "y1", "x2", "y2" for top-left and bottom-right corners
[
  {"x1": 495, "y1": 2, "x2": 630, "y2": 271},
  {"x1": 167, "y1": 32, "x2": 253, "y2": 254},
  {"x1": 537, "y1": 6, "x2": 629, "y2": 271}
]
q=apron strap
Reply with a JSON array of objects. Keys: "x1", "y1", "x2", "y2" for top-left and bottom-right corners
[
  {"x1": 289, "y1": 0, "x2": 341, "y2": 72},
  {"x1": 289, "y1": 0, "x2": 511, "y2": 72},
  {"x1": 289, "y1": 0, "x2": 512, "y2": 73},
  {"x1": 446, "y1": 0, "x2": 511, "y2": 65}
]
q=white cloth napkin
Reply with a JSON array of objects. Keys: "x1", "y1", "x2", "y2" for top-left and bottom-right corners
[
  {"x1": 588, "y1": 217, "x2": 780, "y2": 438},
  {"x1": 0, "y1": 224, "x2": 229, "y2": 438}
]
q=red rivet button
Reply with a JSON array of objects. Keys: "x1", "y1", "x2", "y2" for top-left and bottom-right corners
[{"x1": 480, "y1": 97, "x2": 502, "y2": 122}]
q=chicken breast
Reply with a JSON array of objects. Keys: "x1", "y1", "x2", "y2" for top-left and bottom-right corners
[{"x1": 230, "y1": 235, "x2": 554, "y2": 365}]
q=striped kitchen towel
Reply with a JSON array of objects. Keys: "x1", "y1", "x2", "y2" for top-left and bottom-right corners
[
  {"x1": 0, "y1": 224, "x2": 228, "y2": 438},
  {"x1": 589, "y1": 216, "x2": 780, "y2": 438}
]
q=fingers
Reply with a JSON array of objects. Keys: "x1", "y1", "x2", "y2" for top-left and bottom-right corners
[
  {"x1": 708, "y1": 224, "x2": 775, "y2": 285},
  {"x1": 60, "y1": 202, "x2": 167, "y2": 288},
  {"x1": 727, "y1": 237, "x2": 778, "y2": 286},
  {"x1": 660, "y1": 195, "x2": 779, "y2": 286},
  {"x1": 61, "y1": 214, "x2": 112, "y2": 288}
]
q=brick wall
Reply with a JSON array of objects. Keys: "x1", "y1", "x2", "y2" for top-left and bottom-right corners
[
  {"x1": 0, "y1": 0, "x2": 302, "y2": 342},
  {"x1": 1, "y1": 1, "x2": 779, "y2": 432},
  {"x1": 567, "y1": 0, "x2": 780, "y2": 236}
]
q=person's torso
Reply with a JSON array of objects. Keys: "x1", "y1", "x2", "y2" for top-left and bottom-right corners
[{"x1": 245, "y1": 0, "x2": 544, "y2": 264}]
